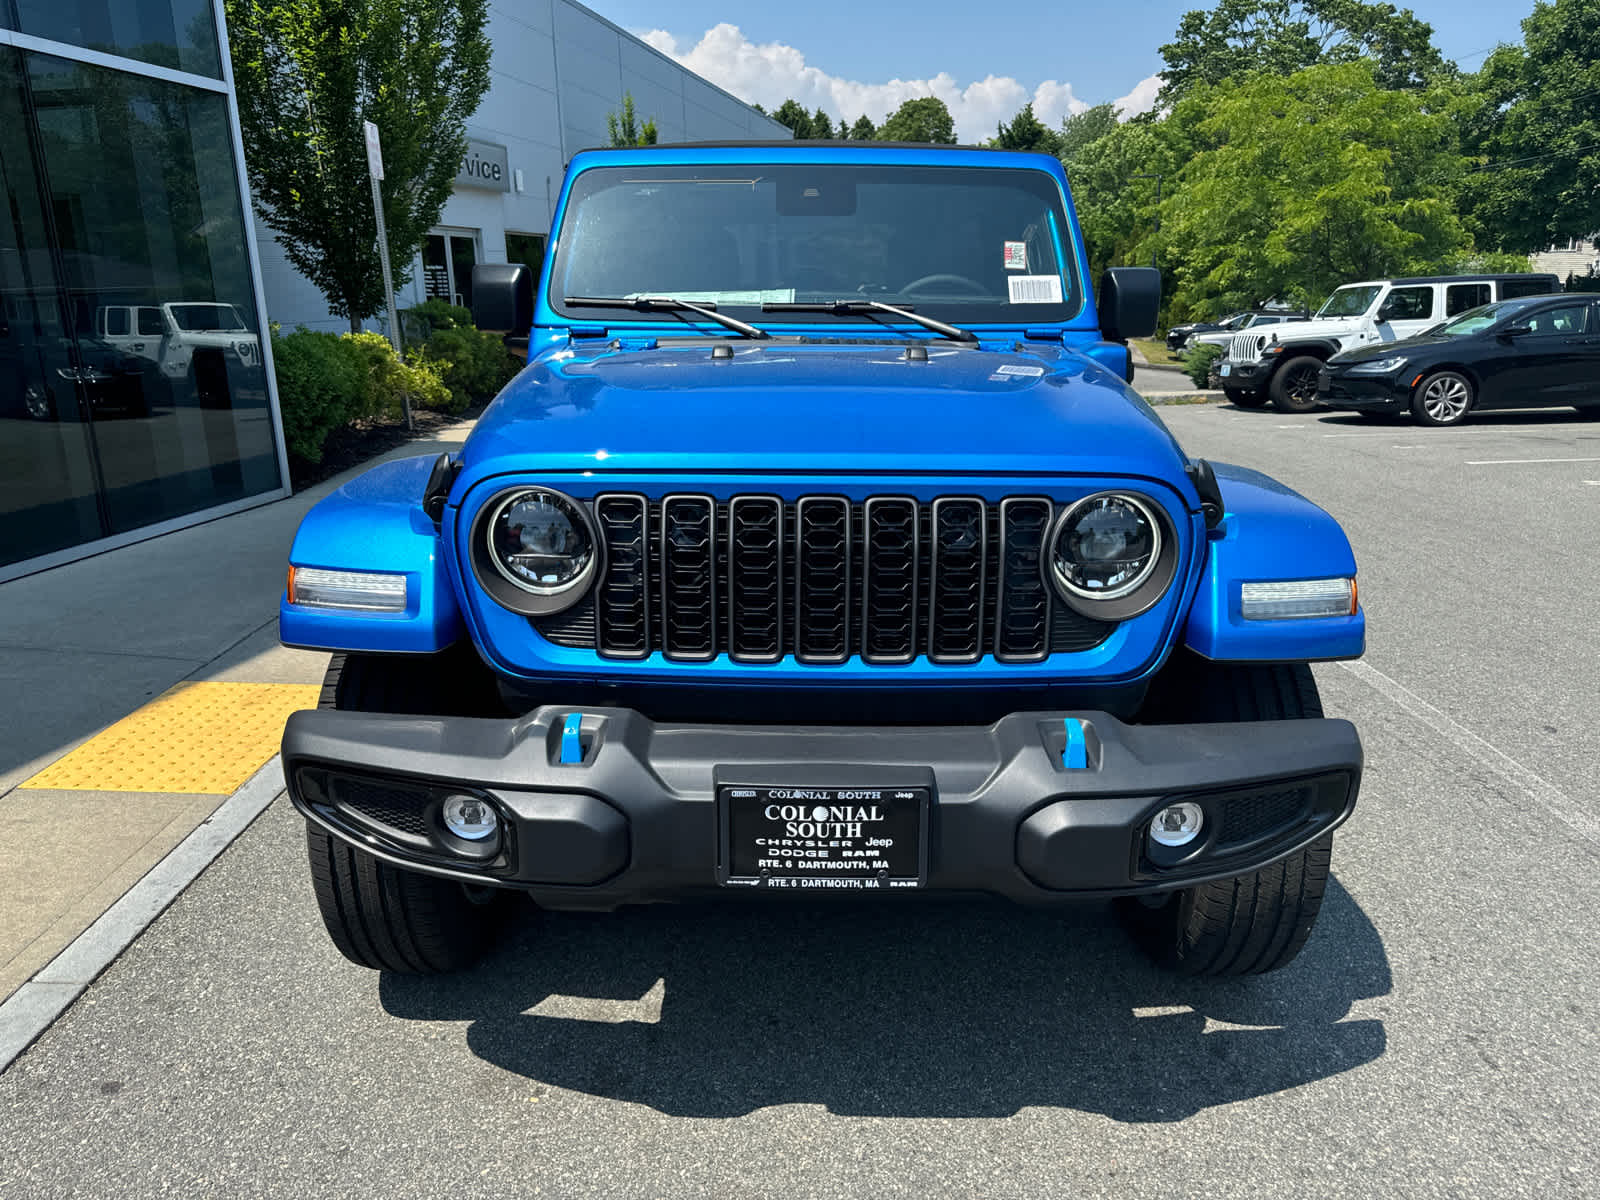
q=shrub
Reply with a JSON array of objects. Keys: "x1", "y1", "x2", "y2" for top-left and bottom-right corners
[
  {"x1": 400, "y1": 298, "x2": 472, "y2": 343},
  {"x1": 341, "y1": 331, "x2": 451, "y2": 419},
  {"x1": 271, "y1": 328, "x2": 363, "y2": 463},
  {"x1": 1185, "y1": 343, "x2": 1223, "y2": 390},
  {"x1": 420, "y1": 324, "x2": 519, "y2": 411}
]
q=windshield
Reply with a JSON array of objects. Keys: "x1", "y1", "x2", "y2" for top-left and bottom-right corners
[
  {"x1": 1434, "y1": 302, "x2": 1514, "y2": 337},
  {"x1": 1316, "y1": 285, "x2": 1381, "y2": 319},
  {"x1": 549, "y1": 162, "x2": 1082, "y2": 326},
  {"x1": 167, "y1": 303, "x2": 247, "y2": 332}
]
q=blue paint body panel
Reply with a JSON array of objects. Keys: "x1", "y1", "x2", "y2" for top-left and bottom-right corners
[
  {"x1": 279, "y1": 143, "x2": 1363, "y2": 689},
  {"x1": 279, "y1": 455, "x2": 464, "y2": 654},
  {"x1": 1182, "y1": 463, "x2": 1365, "y2": 662}
]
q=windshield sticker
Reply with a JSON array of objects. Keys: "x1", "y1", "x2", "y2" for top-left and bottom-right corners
[
  {"x1": 1008, "y1": 275, "x2": 1063, "y2": 304},
  {"x1": 995, "y1": 363, "x2": 1045, "y2": 377},
  {"x1": 1004, "y1": 241, "x2": 1028, "y2": 271}
]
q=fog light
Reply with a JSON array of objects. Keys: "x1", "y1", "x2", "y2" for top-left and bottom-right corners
[
  {"x1": 1149, "y1": 802, "x2": 1204, "y2": 847},
  {"x1": 441, "y1": 794, "x2": 499, "y2": 841}
]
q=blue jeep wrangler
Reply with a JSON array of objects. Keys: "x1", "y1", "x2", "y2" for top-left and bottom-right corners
[{"x1": 279, "y1": 143, "x2": 1364, "y2": 977}]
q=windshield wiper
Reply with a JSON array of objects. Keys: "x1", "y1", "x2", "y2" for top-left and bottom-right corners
[
  {"x1": 761, "y1": 299, "x2": 978, "y2": 343},
  {"x1": 564, "y1": 295, "x2": 769, "y2": 339}
]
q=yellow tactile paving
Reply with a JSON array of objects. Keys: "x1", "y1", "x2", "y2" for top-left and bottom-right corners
[{"x1": 21, "y1": 681, "x2": 321, "y2": 794}]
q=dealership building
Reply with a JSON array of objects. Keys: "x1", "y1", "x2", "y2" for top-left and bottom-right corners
[
  {"x1": 256, "y1": 2, "x2": 789, "y2": 332},
  {"x1": 0, "y1": 0, "x2": 783, "y2": 579}
]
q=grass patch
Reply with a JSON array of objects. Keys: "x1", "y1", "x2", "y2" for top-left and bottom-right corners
[{"x1": 1131, "y1": 337, "x2": 1186, "y2": 367}]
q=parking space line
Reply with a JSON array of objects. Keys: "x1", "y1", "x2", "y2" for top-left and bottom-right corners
[
  {"x1": 1465, "y1": 456, "x2": 1600, "y2": 466},
  {"x1": 1338, "y1": 661, "x2": 1598, "y2": 850}
]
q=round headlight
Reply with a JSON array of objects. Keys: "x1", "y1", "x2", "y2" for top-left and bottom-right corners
[
  {"x1": 487, "y1": 489, "x2": 595, "y2": 593},
  {"x1": 1050, "y1": 493, "x2": 1161, "y2": 601},
  {"x1": 472, "y1": 487, "x2": 601, "y2": 616}
]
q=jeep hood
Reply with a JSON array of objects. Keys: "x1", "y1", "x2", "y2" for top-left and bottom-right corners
[{"x1": 456, "y1": 341, "x2": 1190, "y2": 483}]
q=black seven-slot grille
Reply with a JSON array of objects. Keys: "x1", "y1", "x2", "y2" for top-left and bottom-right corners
[{"x1": 533, "y1": 494, "x2": 1119, "y2": 664}]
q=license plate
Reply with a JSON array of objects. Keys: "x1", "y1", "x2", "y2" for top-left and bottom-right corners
[
  {"x1": 1219, "y1": 363, "x2": 1232, "y2": 376},
  {"x1": 719, "y1": 785, "x2": 928, "y2": 890}
]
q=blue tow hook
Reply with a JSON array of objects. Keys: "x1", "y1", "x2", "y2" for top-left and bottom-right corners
[
  {"x1": 1062, "y1": 718, "x2": 1088, "y2": 769},
  {"x1": 560, "y1": 713, "x2": 585, "y2": 765}
]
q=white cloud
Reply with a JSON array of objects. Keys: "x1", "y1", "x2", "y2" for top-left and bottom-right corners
[
  {"x1": 640, "y1": 23, "x2": 1114, "y2": 142},
  {"x1": 1112, "y1": 73, "x2": 1164, "y2": 119}
]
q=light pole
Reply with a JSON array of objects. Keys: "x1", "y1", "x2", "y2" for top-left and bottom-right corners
[{"x1": 1128, "y1": 172, "x2": 1162, "y2": 269}]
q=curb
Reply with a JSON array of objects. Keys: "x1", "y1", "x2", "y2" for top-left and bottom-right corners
[{"x1": 0, "y1": 756, "x2": 286, "y2": 1073}]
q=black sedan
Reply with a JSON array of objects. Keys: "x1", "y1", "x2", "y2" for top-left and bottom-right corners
[{"x1": 1320, "y1": 294, "x2": 1600, "y2": 426}]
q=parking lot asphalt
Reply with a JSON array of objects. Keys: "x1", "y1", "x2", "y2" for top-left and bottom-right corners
[{"x1": 2, "y1": 401, "x2": 1597, "y2": 1198}]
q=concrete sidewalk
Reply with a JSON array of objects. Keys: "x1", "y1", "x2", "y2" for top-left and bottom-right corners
[{"x1": 0, "y1": 419, "x2": 475, "y2": 1003}]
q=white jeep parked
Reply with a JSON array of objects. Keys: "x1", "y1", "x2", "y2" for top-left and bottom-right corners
[{"x1": 1217, "y1": 273, "x2": 1561, "y2": 412}]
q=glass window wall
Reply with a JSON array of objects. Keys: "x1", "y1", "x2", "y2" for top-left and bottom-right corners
[
  {"x1": 0, "y1": 43, "x2": 280, "y2": 569},
  {"x1": 3, "y1": 0, "x2": 221, "y2": 79}
]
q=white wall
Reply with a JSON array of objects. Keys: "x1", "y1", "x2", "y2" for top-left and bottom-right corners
[{"x1": 256, "y1": 0, "x2": 789, "y2": 333}]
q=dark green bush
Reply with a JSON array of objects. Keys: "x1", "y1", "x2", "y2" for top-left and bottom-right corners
[
  {"x1": 418, "y1": 325, "x2": 519, "y2": 411},
  {"x1": 272, "y1": 328, "x2": 453, "y2": 465},
  {"x1": 271, "y1": 329, "x2": 363, "y2": 463},
  {"x1": 1185, "y1": 343, "x2": 1224, "y2": 390},
  {"x1": 400, "y1": 299, "x2": 472, "y2": 343}
]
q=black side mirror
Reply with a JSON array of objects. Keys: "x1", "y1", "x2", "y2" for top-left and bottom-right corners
[
  {"x1": 471, "y1": 263, "x2": 534, "y2": 337},
  {"x1": 1098, "y1": 267, "x2": 1161, "y2": 342},
  {"x1": 1499, "y1": 323, "x2": 1532, "y2": 339}
]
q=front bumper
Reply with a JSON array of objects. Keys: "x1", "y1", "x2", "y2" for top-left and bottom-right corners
[
  {"x1": 283, "y1": 706, "x2": 1361, "y2": 907},
  {"x1": 1318, "y1": 368, "x2": 1407, "y2": 410},
  {"x1": 1214, "y1": 358, "x2": 1273, "y2": 391}
]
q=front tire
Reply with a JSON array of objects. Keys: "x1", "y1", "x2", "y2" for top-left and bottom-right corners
[
  {"x1": 1121, "y1": 658, "x2": 1334, "y2": 975},
  {"x1": 1411, "y1": 370, "x2": 1474, "y2": 426},
  {"x1": 304, "y1": 652, "x2": 511, "y2": 973},
  {"x1": 1269, "y1": 355, "x2": 1325, "y2": 413}
]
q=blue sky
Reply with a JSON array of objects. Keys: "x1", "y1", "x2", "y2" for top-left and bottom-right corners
[{"x1": 590, "y1": 0, "x2": 1535, "y2": 140}]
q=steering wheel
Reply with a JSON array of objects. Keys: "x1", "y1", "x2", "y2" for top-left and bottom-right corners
[{"x1": 899, "y1": 273, "x2": 989, "y2": 297}]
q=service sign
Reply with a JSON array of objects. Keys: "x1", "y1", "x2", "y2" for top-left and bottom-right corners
[
  {"x1": 455, "y1": 139, "x2": 510, "y2": 192},
  {"x1": 720, "y1": 785, "x2": 928, "y2": 890}
]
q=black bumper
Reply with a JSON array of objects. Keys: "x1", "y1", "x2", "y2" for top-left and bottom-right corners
[
  {"x1": 1215, "y1": 358, "x2": 1273, "y2": 391},
  {"x1": 282, "y1": 707, "x2": 1361, "y2": 908},
  {"x1": 1318, "y1": 368, "x2": 1407, "y2": 410}
]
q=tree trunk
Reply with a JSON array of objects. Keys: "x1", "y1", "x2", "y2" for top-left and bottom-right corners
[{"x1": 348, "y1": 314, "x2": 362, "y2": 335}]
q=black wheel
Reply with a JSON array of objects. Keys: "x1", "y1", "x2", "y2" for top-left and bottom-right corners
[
  {"x1": 1411, "y1": 370, "x2": 1474, "y2": 426},
  {"x1": 305, "y1": 651, "x2": 512, "y2": 973},
  {"x1": 1224, "y1": 387, "x2": 1268, "y2": 408},
  {"x1": 1121, "y1": 657, "x2": 1334, "y2": 976},
  {"x1": 1269, "y1": 355, "x2": 1325, "y2": 413}
]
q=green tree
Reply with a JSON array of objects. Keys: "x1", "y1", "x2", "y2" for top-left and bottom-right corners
[
  {"x1": 878, "y1": 96, "x2": 957, "y2": 143},
  {"x1": 1158, "y1": 62, "x2": 1471, "y2": 316},
  {"x1": 1159, "y1": 0, "x2": 1450, "y2": 103},
  {"x1": 772, "y1": 99, "x2": 816, "y2": 138},
  {"x1": 811, "y1": 108, "x2": 836, "y2": 139},
  {"x1": 606, "y1": 91, "x2": 659, "y2": 147},
  {"x1": 848, "y1": 114, "x2": 878, "y2": 140},
  {"x1": 1057, "y1": 102, "x2": 1120, "y2": 165},
  {"x1": 1458, "y1": 0, "x2": 1600, "y2": 252},
  {"x1": 226, "y1": 0, "x2": 491, "y2": 332},
  {"x1": 992, "y1": 102, "x2": 1062, "y2": 154},
  {"x1": 1059, "y1": 118, "x2": 1177, "y2": 283}
]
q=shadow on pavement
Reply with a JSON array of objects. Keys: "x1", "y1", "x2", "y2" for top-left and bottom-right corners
[{"x1": 381, "y1": 879, "x2": 1390, "y2": 1120}]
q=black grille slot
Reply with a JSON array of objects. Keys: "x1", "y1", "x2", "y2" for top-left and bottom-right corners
[
  {"x1": 1217, "y1": 784, "x2": 1313, "y2": 848},
  {"x1": 929, "y1": 498, "x2": 986, "y2": 662},
  {"x1": 862, "y1": 497, "x2": 919, "y2": 663},
  {"x1": 661, "y1": 495, "x2": 716, "y2": 660},
  {"x1": 728, "y1": 496, "x2": 783, "y2": 661},
  {"x1": 794, "y1": 497, "x2": 851, "y2": 662},
  {"x1": 996, "y1": 498, "x2": 1054, "y2": 661},
  {"x1": 594, "y1": 494, "x2": 649, "y2": 658}
]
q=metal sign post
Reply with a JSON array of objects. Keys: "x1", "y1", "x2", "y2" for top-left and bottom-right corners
[{"x1": 364, "y1": 120, "x2": 410, "y2": 429}]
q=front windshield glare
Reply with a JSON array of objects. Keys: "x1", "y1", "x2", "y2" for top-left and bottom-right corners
[
  {"x1": 550, "y1": 163, "x2": 1081, "y2": 324},
  {"x1": 1316, "y1": 286, "x2": 1381, "y2": 319}
]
